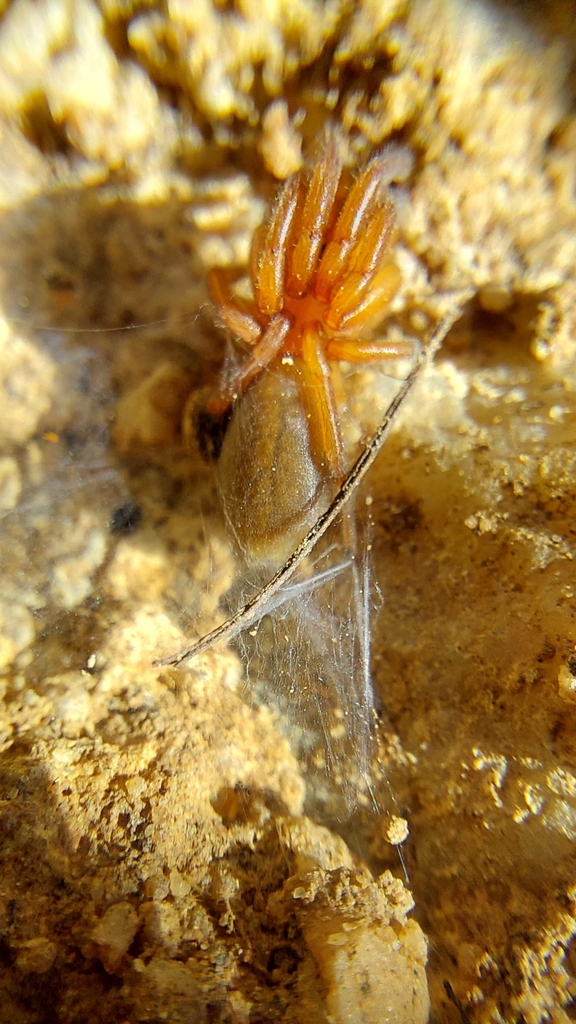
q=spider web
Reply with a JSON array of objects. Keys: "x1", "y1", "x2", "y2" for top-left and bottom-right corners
[
  {"x1": 198, "y1": 352, "x2": 426, "y2": 832},
  {"x1": 228, "y1": 516, "x2": 377, "y2": 822},
  {"x1": 0, "y1": 302, "x2": 437, "y2": 866}
]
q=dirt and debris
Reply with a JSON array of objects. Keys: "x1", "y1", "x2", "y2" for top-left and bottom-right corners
[{"x1": 0, "y1": 0, "x2": 575, "y2": 1021}]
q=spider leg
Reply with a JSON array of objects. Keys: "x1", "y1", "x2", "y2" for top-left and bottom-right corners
[
  {"x1": 345, "y1": 200, "x2": 397, "y2": 282},
  {"x1": 325, "y1": 262, "x2": 401, "y2": 335},
  {"x1": 207, "y1": 312, "x2": 292, "y2": 415},
  {"x1": 251, "y1": 174, "x2": 301, "y2": 315},
  {"x1": 317, "y1": 168, "x2": 397, "y2": 306},
  {"x1": 286, "y1": 135, "x2": 342, "y2": 298},
  {"x1": 208, "y1": 267, "x2": 263, "y2": 345},
  {"x1": 300, "y1": 323, "x2": 345, "y2": 481},
  {"x1": 327, "y1": 337, "x2": 414, "y2": 362},
  {"x1": 315, "y1": 156, "x2": 390, "y2": 302}
]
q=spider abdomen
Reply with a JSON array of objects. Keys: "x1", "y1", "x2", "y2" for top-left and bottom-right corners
[{"x1": 216, "y1": 361, "x2": 332, "y2": 566}]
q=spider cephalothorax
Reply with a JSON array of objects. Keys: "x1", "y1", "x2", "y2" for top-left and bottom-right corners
[{"x1": 204, "y1": 134, "x2": 414, "y2": 564}]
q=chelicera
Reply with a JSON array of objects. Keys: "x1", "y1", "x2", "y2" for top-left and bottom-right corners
[{"x1": 198, "y1": 134, "x2": 415, "y2": 565}]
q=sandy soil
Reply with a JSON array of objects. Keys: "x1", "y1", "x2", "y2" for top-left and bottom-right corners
[{"x1": 0, "y1": 0, "x2": 575, "y2": 1021}]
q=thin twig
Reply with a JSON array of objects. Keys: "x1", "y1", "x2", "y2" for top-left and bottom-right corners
[{"x1": 156, "y1": 295, "x2": 470, "y2": 668}]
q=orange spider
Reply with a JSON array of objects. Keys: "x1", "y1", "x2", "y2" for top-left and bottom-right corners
[{"x1": 203, "y1": 134, "x2": 414, "y2": 564}]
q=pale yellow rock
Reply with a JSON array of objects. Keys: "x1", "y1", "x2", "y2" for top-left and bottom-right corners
[{"x1": 92, "y1": 902, "x2": 139, "y2": 973}]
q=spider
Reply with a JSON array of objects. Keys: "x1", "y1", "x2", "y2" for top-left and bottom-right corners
[{"x1": 201, "y1": 134, "x2": 415, "y2": 565}]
